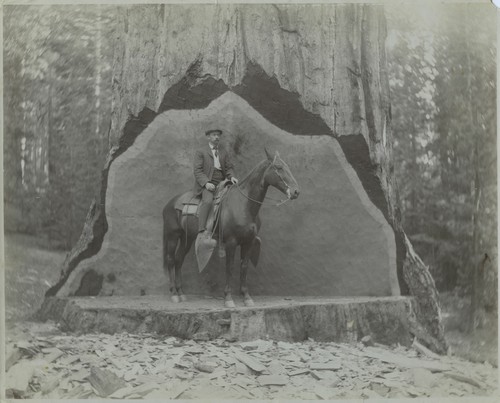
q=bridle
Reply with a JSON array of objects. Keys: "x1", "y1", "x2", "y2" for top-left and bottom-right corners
[
  {"x1": 271, "y1": 156, "x2": 292, "y2": 193},
  {"x1": 235, "y1": 157, "x2": 292, "y2": 207}
]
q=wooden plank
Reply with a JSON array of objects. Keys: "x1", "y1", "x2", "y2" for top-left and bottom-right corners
[
  {"x1": 412, "y1": 339, "x2": 441, "y2": 360},
  {"x1": 288, "y1": 368, "x2": 310, "y2": 376},
  {"x1": 258, "y1": 375, "x2": 288, "y2": 386},
  {"x1": 233, "y1": 351, "x2": 266, "y2": 373},
  {"x1": 44, "y1": 348, "x2": 64, "y2": 363},
  {"x1": 363, "y1": 347, "x2": 450, "y2": 372},
  {"x1": 108, "y1": 385, "x2": 135, "y2": 399},
  {"x1": 444, "y1": 371, "x2": 485, "y2": 389},
  {"x1": 5, "y1": 361, "x2": 36, "y2": 394},
  {"x1": 88, "y1": 366, "x2": 127, "y2": 397},
  {"x1": 6, "y1": 345, "x2": 22, "y2": 371},
  {"x1": 41, "y1": 377, "x2": 60, "y2": 395}
]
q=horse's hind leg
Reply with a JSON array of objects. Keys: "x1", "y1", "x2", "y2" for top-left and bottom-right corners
[
  {"x1": 164, "y1": 236, "x2": 180, "y2": 303},
  {"x1": 174, "y1": 237, "x2": 193, "y2": 302},
  {"x1": 240, "y1": 242, "x2": 254, "y2": 307}
]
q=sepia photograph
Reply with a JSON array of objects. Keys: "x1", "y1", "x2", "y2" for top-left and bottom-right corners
[{"x1": 2, "y1": 0, "x2": 498, "y2": 400}]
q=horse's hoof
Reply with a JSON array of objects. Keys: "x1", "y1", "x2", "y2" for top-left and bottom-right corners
[
  {"x1": 225, "y1": 300, "x2": 236, "y2": 308},
  {"x1": 179, "y1": 294, "x2": 187, "y2": 302},
  {"x1": 244, "y1": 298, "x2": 254, "y2": 307},
  {"x1": 171, "y1": 295, "x2": 180, "y2": 303}
]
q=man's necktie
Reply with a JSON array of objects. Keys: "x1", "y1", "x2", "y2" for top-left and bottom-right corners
[{"x1": 214, "y1": 147, "x2": 218, "y2": 158}]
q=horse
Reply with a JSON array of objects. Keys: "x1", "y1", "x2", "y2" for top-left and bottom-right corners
[{"x1": 162, "y1": 149, "x2": 300, "y2": 308}]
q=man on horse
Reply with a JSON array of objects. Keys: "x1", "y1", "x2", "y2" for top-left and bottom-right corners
[
  {"x1": 164, "y1": 143, "x2": 299, "y2": 305},
  {"x1": 194, "y1": 128, "x2": 238, "y2": 241}
]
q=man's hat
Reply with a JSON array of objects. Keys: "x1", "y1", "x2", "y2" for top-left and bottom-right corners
[{"x1": 205, "y1": 129, "x2": 222, "y2": 136}]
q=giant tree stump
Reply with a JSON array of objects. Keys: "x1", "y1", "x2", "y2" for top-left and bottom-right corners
[
  {"x1": 39, "y1": 295, "x2": 414, "y2": 346},
  {"x1": 43, "y1": 3, "x2": 446, "y2": 353}
]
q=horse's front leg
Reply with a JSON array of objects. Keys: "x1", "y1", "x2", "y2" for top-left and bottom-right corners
[
  {"x1": 240, "y1": 242, "x2": 254, "y2": 307},
  {"x1": 224, "y1": 241, "x2": 237, "y2": 308}
]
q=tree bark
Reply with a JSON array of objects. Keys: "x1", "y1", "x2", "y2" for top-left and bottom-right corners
[
  {"x1": 94, "y1": 5, "x2": 103, "y2": 152},
  {"x1": 39, "y1": 295, "x2": 414, "y2": 347},
  {"x1": 464, "y1": 7, "x2": 485, "y2": 332}
]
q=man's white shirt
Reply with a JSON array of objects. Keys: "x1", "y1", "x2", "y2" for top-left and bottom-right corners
[{"x1": 210, "y1": 144, "x2": 222, "y2": 170}]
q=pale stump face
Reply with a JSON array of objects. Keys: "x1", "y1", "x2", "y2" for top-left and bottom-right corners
[{"x1": 59, "y1": 92, "x2": 399, "y2": 298}]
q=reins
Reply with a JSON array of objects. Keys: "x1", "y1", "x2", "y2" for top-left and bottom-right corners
[
  {"x1": 234, "y1": 184, "x2": 290, "y2": 207},
  {"x1": 211, "y1": 180, "x2": 288, "y2": 252},
  {"x1": 231, "y1": 157, "x2": 292, "y2": 207}
]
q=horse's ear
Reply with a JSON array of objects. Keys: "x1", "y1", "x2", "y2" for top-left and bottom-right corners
[{"x1": 265, "y1": 148, "x2": 273, "y2": 161}]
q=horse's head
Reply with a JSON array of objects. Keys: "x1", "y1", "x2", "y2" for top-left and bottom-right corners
[{"x1": 263, "y1": 149, "x2": 300, "y2": 200}]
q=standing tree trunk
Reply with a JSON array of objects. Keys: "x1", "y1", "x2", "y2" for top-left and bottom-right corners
[
  {"x1": 465, "y1": 7, "x2": 485, "y2": 332},
  {"x1": 409, "y1": 121, "x2": 419, "y2": 232},
  {"x1": 94, "y1": 5, "x2": 103, "y2": 153},
  {"x1": 51, "y1": 3, "x2": 446, "y2": 352}
]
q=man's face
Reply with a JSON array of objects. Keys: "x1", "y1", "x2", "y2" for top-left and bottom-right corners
[{"x1": 208, "y1": 132, "x2": 220, "y2": 146}]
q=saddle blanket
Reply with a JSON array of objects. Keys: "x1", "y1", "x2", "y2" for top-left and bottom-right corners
[
  {"x1": 174, "y1": 191, "x2": 200, "y2": 216},
  {"x1": 173, "y1": 181, "x2": 232, "y2": 217}
]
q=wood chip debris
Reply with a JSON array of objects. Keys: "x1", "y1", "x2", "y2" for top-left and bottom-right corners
[
  {"x1": 5, "y1": 321, "x2": 497, "y2": 400},
  {"x1": 194, "y1": 361, "x2": 216, "y2": 373},
  {"x1": 310, "y1": 360, "x2": 341, "y2": 371}
]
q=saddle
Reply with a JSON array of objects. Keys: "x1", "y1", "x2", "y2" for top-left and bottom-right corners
[{"x1": 174, "y1": 180, "x2": 232, "y2": 235}]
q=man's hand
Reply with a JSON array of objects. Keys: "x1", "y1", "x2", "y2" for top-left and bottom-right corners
[
  {"x1": 205, "y1": 183, "x2": 216, "y2": 192},
  {"x1": 230, "y1": 177, "x2": 239, "y2": 185}
]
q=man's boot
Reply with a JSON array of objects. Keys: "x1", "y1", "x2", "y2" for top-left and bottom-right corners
[
  {"x1": 197, "y1": 202, "x2": 211, "y2": 238},
  {"x1": 195, "y1": 202, "x2": 217, "y2": 272}
]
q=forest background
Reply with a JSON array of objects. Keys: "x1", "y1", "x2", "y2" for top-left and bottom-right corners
[{"x1": 2, "y1": 2, "x2": 497, "y2": 361}]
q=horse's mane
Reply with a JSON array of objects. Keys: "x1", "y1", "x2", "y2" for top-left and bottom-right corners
[{"x1": 237, "y1": 159, "x2": 270, "y2": 186}]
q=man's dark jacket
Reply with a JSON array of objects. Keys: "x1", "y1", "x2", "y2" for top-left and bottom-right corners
[{"x1": 193, "y1": 146, "x2": 235, "y2": 195}]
